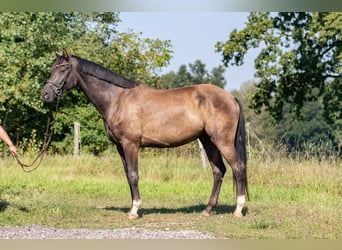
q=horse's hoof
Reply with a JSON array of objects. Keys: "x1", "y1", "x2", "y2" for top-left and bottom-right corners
[
  {"x1": 233, "y1": 212, "x2": 243, "y2": 218},
  {"x1": 127, "y1": 213, "x2": 139, "y2": 220},
  {"x1": 201, "y1": 210, "x2": 211, "y2": 217}
]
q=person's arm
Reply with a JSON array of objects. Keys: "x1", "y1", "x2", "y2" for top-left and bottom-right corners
[{"x1": 0, "y1": 125, "x2": 17, "y2": 156}]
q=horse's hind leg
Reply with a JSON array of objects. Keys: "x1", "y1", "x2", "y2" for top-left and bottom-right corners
[
  {"x1": 218, "y1": 145, "x2": 247, "y2": 218},
  {"x1": 199, "y1": 135, "x2": 226, "y2": 216}
]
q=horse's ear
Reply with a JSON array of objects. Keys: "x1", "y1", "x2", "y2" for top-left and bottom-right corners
[
  {"x1": 54, "y1": 51, "x2": 61, "y2": 58},
  {"x1": 62, "y1": 49, "x2": 69, "y2": 59}
]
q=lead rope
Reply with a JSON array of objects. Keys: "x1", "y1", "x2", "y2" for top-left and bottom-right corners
[{"x1": 13, "y1": 99, "x2": 59, "y2": 173}]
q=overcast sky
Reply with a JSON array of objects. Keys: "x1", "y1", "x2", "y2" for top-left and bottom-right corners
[{"x1": 117, "y1": 12, "x2": 259, "y2": 91}]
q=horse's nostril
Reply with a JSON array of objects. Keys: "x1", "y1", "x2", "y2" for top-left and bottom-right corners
[{"x1": 41, "y1": 89, "x2": 52, "y2": 101}]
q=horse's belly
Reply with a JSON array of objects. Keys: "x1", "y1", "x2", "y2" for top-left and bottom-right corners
[
  {"x1": 140, "y1": 119, "x2": 203, "y2": 147},
  {"x1": 141, "y1": 133, "x2": 200, "y2": 148}
]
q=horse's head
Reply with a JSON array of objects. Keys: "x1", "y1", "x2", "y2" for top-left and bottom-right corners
[{"x1": 41, "y1": 49, "x2": 75, "y2": 102}]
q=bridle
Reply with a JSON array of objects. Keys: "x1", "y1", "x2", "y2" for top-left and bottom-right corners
[{"x1": 46, "y1": 62, "x2": 71, "y2": 97}]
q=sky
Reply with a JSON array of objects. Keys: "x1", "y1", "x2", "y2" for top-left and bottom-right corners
[{"x1": 117, "y1": 12, "x2": 259, "y2": 91}]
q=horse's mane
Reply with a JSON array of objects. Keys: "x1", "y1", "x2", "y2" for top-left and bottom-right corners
[{"x1": 72, "y1": 55, "x2": 138, "y2": 88}]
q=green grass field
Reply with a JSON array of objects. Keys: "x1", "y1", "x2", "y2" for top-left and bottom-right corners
[{"x1": 0, "y1": 151, "x2": 341, "y2": 239}]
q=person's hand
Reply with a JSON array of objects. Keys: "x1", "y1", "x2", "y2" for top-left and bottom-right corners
[{"x1": 9, "y1": 144, "x2": 17, "y2": 156}]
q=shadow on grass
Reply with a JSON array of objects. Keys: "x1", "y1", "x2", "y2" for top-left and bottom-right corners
[
  {"x1": 0, "y1": 199, "x2": 9, "y2": 212},
  {"x1": 95, "y1": 204, "x2": 248, "y2": 217},
  {"x1": 0, "y1": 198, "x2": 30, "y2": 213}
]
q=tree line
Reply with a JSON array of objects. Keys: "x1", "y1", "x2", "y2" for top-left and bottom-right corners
[
  {"x1": 0, "y1": 12, "x2": 341, "y2": 157},
  {"x1": 219, "y1": 12, "x2": 341, "y2": 157}
]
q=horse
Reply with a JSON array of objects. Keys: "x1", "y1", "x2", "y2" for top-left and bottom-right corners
[{"x1": 41, "y1": 49, "x2": 249, "y2": 219}]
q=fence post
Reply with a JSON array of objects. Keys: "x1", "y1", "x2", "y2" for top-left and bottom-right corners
[{"x1": 74, "y1": 122, "x2": 80, "y2": 157}]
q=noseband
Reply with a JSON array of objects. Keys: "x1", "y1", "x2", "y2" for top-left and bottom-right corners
[{"x1": 47, "y1": 62, "x2": 71, "y2": 97}]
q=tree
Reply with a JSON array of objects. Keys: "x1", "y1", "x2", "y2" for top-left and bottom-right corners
[
  {"x1": 189, "y1": 60, "x2": 208, "y2": 84},
  {"x1": 158, "y1": 60, "x2": 227, "y2": 89},
  {"x1": 216, "y1": 12, "x2": 342, "y2": 123},
  {"x1": 173, "y1": 65, "x2": 192, "y2": 87},
  {"x1": 276, "y1": 99, "x2": 337, "y2": 154},
  {"x1": 233, "y1": 80, "x2": 340, "y2": 157},
  {"x1": 209, "y1": 65, "x2": 226, "y2": 89},
  {"x1": 0, "y1": 13, "x2": 79, "y2": 155},
  {"x1": 0, "y1": 12, "x2": 172, "y2": 155}
]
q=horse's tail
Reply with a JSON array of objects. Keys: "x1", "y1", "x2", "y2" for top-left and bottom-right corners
[{"x1": 234, "y1": 98, "x2": 249, "y2": 200}]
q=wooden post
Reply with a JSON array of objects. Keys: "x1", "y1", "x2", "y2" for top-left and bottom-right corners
[{"x1": 74, "y1": 122, "x2": 80, "y2": 157}]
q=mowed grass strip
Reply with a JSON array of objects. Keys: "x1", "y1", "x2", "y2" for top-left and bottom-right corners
[{"x1": 0, "y1": 153, "x2": 341, "y2": 239}]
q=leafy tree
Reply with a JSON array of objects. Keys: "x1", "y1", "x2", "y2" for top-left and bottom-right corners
[
  {"x1": 209, "y1": 65, "x2": 226, "y2": 89},
  {"x1": 0, "y1": 13, "x2": 71, "y2": 113},
  {"x1": 0, "y1": 12, "x2": 172, "y2": 155},
  {"x1": 173, "y1": 65, "x2": 192, "y2": 87},
  {"x1": 158, "y1": 60, "x2": 226, "y2": 89},
  {"x1": 275, "y1": 99, "x2": 337, "y2": 153},
  {"x1": 234, "y1": 80, "x2": 340, "y2": 157},
  {"x1": 189, "y1": 60, "x2": 208, "y2": 84},
  {"x1": 216, "y1": 12, "x2": 342, "y2": 123},
  {"x1": 0, "y1": 13, "x2": 79, "y2": 155},
  {"x1": 156, "y1": 71, "x2": 177, "y2": 89}
]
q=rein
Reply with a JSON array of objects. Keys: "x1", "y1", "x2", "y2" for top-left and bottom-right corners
[{"x1": 13, "y1": 99, "x2": 59, "y2": 173}]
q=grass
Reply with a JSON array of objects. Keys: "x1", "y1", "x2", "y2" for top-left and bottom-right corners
[{"x1": 0, "y1": 150, "x2": 341, "y2": 239}]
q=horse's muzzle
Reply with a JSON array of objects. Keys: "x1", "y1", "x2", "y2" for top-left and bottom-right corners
[{"x1": 41, "y1": 84, "x2": 55, "y2": 103}]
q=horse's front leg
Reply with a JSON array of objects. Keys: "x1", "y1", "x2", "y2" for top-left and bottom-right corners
[{"x1": 117, "y1": 142, "x2": 141, "y2": 220}]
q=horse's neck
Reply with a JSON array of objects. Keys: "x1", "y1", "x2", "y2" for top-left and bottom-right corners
[{"x1": 78, "y1": 75, "x2": 122, "y2": 119}]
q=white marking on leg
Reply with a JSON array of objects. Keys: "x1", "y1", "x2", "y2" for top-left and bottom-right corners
[
  {"x1": 129, "y1": 199, "x2": 141, "y2": 218},
  {"x1": 237, "y1": 195, "x2": 245, "y2": 206},
  {"x1": 233, "y1": 195, "x2": 245, "y2": 218}
]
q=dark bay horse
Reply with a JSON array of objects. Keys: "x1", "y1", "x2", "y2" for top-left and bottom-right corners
[{"x1": 41, "y1": 50, "x2": 248, "y2": 219}]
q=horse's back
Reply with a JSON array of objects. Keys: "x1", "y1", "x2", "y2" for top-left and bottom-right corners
[
  {"x1": 132, "y1": 83, "x2": 240, "y2": 124},
  {"x1": 126, "y1": 84, "x2": 240, "y2": 147},
  {"x1": 191, "y1": 84, "x2": 240, "y2": 118}
]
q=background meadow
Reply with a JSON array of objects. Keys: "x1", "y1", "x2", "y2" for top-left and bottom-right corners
[{"x1": 1, "y1": 148, "x2": 341, "y2": 239}]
